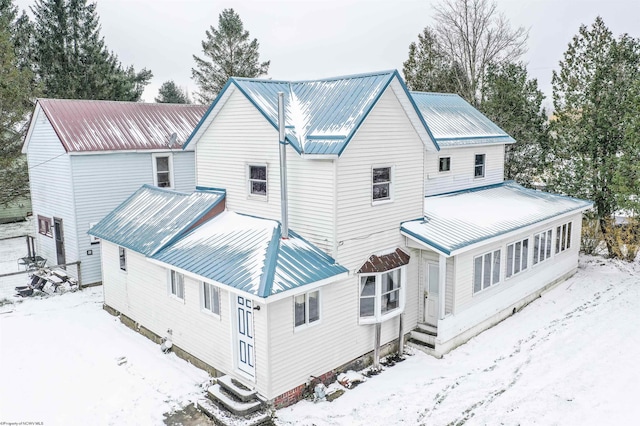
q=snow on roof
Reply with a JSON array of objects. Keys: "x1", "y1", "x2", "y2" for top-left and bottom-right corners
[
  {"x1": 89, "y1": 185, "x2": 224, "y2": 256},
  {"x1": 152, "y1": 211, "x2": 348, "y2": 298},
  {"x1": 410, "y1": 92, "x2": 515, "y2": 147},
  {"x1": 185, "y1": 70, "x2": 439, "y2": 156},
  {"x1": 401, "y1": 181, "x2": 592, "y2": 256},
  {"x1": 36, "y1": 99, "x2": 207, "y2": 152}
]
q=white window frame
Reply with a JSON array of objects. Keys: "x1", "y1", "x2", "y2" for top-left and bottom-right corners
[
  {"x1": 439, "y1": 156, "x2": 451, "y2": 172},
  {"x1": 152, "y1": 153, "x2": 174, "y2": 189},
  {"x1": 372, "y1": 165, "x2": 393, "y2": 204},
  {"x1": 555, "y1": 221, "x2": 572, "y2": 254},
  {"x1": 506, "y1": 238, "x2": 529, "y2": 279},
  {"x1": 247, "y1": 163, "x2": 268, "y2": 198},
  {"x1": 118, "y1": 246, "x2": 126, "y2": 272},
  {"x1": 473, "y1": 249, "x2": 501, "y2": 294},
  {"x1": 533, "y1": 229, "x2": 553, "y2": 265},
  {"x1": 474, "y1": 153, "x2": 486, "y2": 178},
  {"x1": 201, "y1": 281, "x2": 220, "y2": 317},
  {"x1": 169, "y1": 270, "x2": 185, "y2": 300},
  {"x1": 358, "y1": 266, "x2": 405, "y2": 324},
  {"x1": 293, "y1": 289, "x2": 321, "y2": 330}
]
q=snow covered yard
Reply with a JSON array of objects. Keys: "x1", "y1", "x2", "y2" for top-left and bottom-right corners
[
  {"x1": 0, "y1": 288, "x2": 209, "y2": 426},
  {"x1": 276, "y1": 256, "x2": 640, "y2": 426}
]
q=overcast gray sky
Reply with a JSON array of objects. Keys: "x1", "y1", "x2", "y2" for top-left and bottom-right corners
[{"x1": 14, "y1": 0, "x2": 640, "y2": 109}]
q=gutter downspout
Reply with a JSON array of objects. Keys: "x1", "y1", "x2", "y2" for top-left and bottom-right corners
[{"x1": 278, "y1": 92, "x2": 289, "y2": 239}]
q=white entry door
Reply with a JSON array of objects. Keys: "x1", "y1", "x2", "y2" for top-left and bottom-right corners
[
  {"x1": 235, "y1": 296, "x2": 255, "y2": 378},
  {"x1": 425, "y1": 263, "x2": 439, "y2": 325}
]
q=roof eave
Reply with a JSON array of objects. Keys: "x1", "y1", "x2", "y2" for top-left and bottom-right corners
[{"x1": 262, "y1": 270, "x2": 350, "y2": 304}]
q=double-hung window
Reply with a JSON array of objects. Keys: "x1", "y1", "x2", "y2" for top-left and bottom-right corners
[
  {"x1": 118, "y1": 246, "x2": 127, "y2": 271},
  {"x1": 372, "y1": 166, "x2": 392, "y2": 202},
  {"x1": 439, "y1": 157, "x2": 451, "y2": 172},
  {"x1": 202, "y1": 282, "x2": 220, "y2": 315},
  {"x1": 359, "y1": 267, "x2": 404, "y2": 323},
  {"x1": 294, "y1": 290, "x2": 320, "y2": 328},
  {"x1": 153, "y1": 154, "x2": 173, "y2": 188},
  {"x1": 248, "y1": 165, "x2": 267, "y2": 196},
  {"x1": 474, "y1": 154, "x2": 485, "y2": 178},
  {"x1": 170, "y1": 270, "x2": 184, "y2": 299},
  {"x1": 556, "y1": 222, "x2": 572, "y2": 254},
  {"x1": 506, "y1": 238, "x2": 529, "y2": 278},
  {"x1": 533, "y1": 229, "x2": 553, "y2": 265},
  {"x1": 473, "y1": 250, "x2": 501, "y2": 294}
]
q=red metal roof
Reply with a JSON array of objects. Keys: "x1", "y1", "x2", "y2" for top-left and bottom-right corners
[{"x1": 37, "y1": 99, "x2": 208, "y2": 152}]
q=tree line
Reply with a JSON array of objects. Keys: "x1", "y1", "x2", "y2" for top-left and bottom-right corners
[{"x1": 2, "y1": 0, "x2": 639, "y2": 260}]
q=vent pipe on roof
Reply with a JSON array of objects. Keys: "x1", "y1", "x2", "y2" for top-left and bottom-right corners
[{"x1": 278, "y1": 92, "x2": 289, "y2": 239}]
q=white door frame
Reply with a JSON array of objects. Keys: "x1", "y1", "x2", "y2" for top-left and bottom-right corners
[{"x1": 234, "y1": 294, "x2": 256, "y2": 379}]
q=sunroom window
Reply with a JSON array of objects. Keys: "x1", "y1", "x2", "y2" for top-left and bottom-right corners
[{"x1": 556, "y1": 222, "x2": 572, "y2": 254}]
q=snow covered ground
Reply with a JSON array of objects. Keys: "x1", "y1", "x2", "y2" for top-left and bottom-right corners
[{"x1": 1, "y1": 213, "x2": 639, "y2": 425}]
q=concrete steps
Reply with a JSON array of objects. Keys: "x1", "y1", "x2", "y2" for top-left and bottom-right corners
[
  {"x1": 408, "y1": 324, "x2": 441, "y2": 358},
  {"x1": 197, "y1": 375, "x2": 272, "y2": 426}
]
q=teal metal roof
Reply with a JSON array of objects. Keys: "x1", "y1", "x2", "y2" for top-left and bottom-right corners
[
  {"x1": 185, "y1": 70, "x2": 439, "y2": 155},
  {"x1": 411, "y1": 92, "x2": 515, "y2": 147},
  {"x1": 401, "y1": 181, "x2": 592, "y2": 256},
  {"x1": 152, "y1": 211, "x2": 348, "y2": 298},
  {"x1": 89, "y1": 185, "x2": 224, "y2": 256}
]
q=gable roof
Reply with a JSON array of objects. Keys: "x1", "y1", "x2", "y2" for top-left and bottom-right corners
[
  {"x1": 411, "y1": 92, "x2": 515, "y2": 147},
  {"x1": 401, "y1": 181, "x2": 592, "y2": 256},
  {"x1": 30, "y1": 99, "x2": 207, "y2": 153},
  {"x1": 152, "y1": 211, "x2": 348, "y2": 298},
  {"x1": 184, "y1": 70, "x2": 439, "y2": 156},
  {"x1": 89, "y1": 185, "x2": 224, "y2": 256}
]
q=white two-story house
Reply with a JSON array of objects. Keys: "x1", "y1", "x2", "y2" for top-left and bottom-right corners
[
  {"x1": 90, "y1": 70, "x2": 591, "y2": 408},
  {"x1": 23, "y1": 99, "x2": 206, "y2": 286}
]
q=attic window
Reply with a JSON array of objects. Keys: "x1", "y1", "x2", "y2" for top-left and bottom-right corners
[
  {"x1": 248, "y1": 165, "x2": 267, "y2": 197},
  {"x1": 439, "y1": 157, "x2": 451, "y2": 172},
  {"x1": 153, "y1": 153, "x2": 173, "y2": 188}
]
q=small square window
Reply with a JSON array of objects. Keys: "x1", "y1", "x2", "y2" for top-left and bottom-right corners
[
  {"x1": 119, "y1": 246, "x2": 126, "y2": 271},
  {"x1": 474, "y1": 154, "x2": 485, "y2": 178},
  {"x1": 439, "y1": 157, "x2": 451, "y2": 172},
  {"x1": 249, "y1": 165, "x2": 267, "y2": 196},
  {"x1": 372, "y1": 167, "x2": 391, "y2": 201},
  {"x1": 38, "y1": 215, "x2": 52, "y2": 237},
  {"x1": 294, "y1": 290, "x2": 320, "y2": 328}
]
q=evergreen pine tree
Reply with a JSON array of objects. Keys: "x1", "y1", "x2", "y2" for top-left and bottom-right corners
[
  {"x1": 192, "y1": 8, "x2": 270, "y2": 104},
  {"x1": 479, "y1": 62, "x2": 548, "y2": 188},
  {"x1": 403, "y1": 26, "x2": 468, "y2": 96},
  {"x1": 155, "y1": 80, "x2": 190, "y2": 104},
  {"x1": 548, "y1": 17, "x2": 640, "y2": 258},
  {"x1": 0, "y1": 19, "x2": 37, "y2": 205},
  {"x1": 31, "y1": 0, "x2": 152, "y2": 101}
]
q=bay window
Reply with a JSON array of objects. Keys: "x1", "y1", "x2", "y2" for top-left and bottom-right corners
[{"x1": 359, "y1": 267, "x2": 404, "y2": 323}]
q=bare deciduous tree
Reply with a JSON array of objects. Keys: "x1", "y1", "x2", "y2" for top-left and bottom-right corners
[{"x1": 433, "y1": 0, "x2": 528, "y2": 105}]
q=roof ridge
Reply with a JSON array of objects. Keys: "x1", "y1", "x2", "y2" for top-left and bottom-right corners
[
  {"x1": 410, "y1": 91, "x2": 461, "y2": 97},
  {"x1": 39, "y1": 98, "x2": 207, "y2": 108},
  {"x1": 233, "y1": 69, "x2": 397, "y2": 85}
]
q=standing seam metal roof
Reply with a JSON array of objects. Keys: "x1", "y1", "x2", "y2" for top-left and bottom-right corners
[
  {"x1": 184, "y1": 70, "x2": 439, "y2": 155},
  {"x1": 152, "y1": 211, "x2": 348, "y2": 298},
  {"x1": 88, "y1": 185, "x2": 224, "y2": 256},
  {"x1": 401, "y1": 181, "x2": 592, "y2": 255},
  {"x1": 410, "y1": 92, "x2": 515, "y2": 147},
  {"x1": 37, "y1": 99, "x2": 208, "y2": 152}
]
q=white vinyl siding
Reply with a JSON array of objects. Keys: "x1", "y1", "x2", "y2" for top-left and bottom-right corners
[
  {"x1": 26, "y1": 106, "x2": 79, "y2": 277},
  {"x1": 100, "y1": 242, "x2": 236, "y2": 390},
  {"x1": 424, "y1": 145, "x2": 505, "y2": 196},
  {"x1": 69, "y1": 151, "x2": 195, "y2": 286},
  {"x1": 195, "y1": 89, "x2": 335, "y2": 254},
  {"x1": 336, "y1": 87, "x2": 424, "y2": 270}
]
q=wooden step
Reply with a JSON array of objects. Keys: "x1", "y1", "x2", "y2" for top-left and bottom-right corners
[
  {"x1": 208, "y1": 384, "x2": 261, "y2": 416},
  {"x1": 416, "y1": 323, "x2": 438, "y2": 336},
  {"x1": 218, "y1": 375, "x2": 257, "y2": 402}
]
